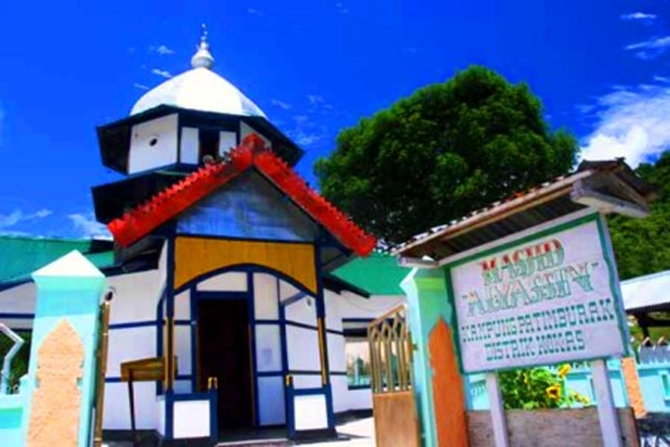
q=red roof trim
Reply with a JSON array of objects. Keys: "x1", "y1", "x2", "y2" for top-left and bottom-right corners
[{"x1": 107, "y1": 135, "x2": 377, "y2": 256}]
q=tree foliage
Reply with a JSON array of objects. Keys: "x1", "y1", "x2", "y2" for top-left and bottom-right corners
[
  {"x1": 315, "y1": 66, "x2": 578, "y2": 244},
  {"x1": 608, "y1": 151, "x2": 670, "y2": 280}
]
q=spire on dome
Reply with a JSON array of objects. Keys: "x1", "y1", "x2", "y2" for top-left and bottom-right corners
[{"x1": 191, "y1": 24, "x2": 215, "y2": 69}]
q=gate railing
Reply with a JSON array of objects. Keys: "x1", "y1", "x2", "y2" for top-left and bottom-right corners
[{"x1": 368, "y1": 304, "x2": 413, "y2": 394}]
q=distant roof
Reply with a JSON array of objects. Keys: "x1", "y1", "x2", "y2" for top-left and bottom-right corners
[
  {"x1": 621, "y1": 269, "x2": 670, "y2": 313},
  {"x1": 0, "y1": 236, "x2": 114, "y2": 291},
  {"x1": 332, "y1": 252, "x2": 409, "y2": 296}
]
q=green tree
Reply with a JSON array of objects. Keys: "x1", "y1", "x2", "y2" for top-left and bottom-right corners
[
  {"x1": 315, "y1": 66, "x2": 578, "y2": 244},
  {"x1": 608, "y1": 151, "x2": 670, "y2": 280}
]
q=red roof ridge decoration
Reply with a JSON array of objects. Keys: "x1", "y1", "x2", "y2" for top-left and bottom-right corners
[{"x1": 107, "y1": 134, "x2": 377, "y2": 256}]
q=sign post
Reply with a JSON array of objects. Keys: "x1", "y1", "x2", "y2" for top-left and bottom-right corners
[
  {"x1": 591, "y1": 359, "x2": 623, "y2": 447},
  {"x1": 446, "y1": 213, "x2": 629, "y2": 445},
  {"x1": 485, "y1": 372, "x2": 510, "y2": 447}
]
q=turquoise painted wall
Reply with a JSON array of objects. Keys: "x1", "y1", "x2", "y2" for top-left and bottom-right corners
[{"x1": 402, "y1": 267, "x2": 466, "y2": 447}]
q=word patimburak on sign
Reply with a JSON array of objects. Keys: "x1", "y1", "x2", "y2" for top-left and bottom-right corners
[{"x1": 450, "y1": 213, "x2": 628, "y2": 373}]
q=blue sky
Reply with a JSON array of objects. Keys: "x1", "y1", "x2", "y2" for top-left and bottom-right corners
[{"x1": 0, "y1": 0, "x2": 669, "y2": 239}]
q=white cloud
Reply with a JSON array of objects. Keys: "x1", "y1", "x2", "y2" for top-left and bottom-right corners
[
  {"x1": 151, "y1": 68, "x2": 173, "y2": 79},
  {"x1": 248, "y1": 8, "x2": 263, "y2": 16},
  {"x1": 0, "y1": 209, "x2": 52, "y2": 230},
  {"x1": 67, "y1": 213, "x2": 111, "y2": 240},
  {"x1": 133, "y1": 83, "x2": 150, "y2": 90},
  {"x1": 287, "y1": 115, "x2": 327, "y2": 146},
  {"x1": 152, "y1": 45, "x2": 174, "y2": 55},
  {"x1": 621, "y1": 12, "x2": 657, "y2": 21},
  {"x1": 580, "y1": 80, "x2": 670, "y2": 166},
  {"x1": 625, "y1": 36, "x2": 670, "y2": 59},
  {"x1": 271, "y1": 99, "x2": 291, "y2": 110},
  {"x1": 308, "y1": 94, "x2": 325, "y2": 105}
]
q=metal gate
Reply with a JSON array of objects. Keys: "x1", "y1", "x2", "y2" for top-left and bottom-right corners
[{"x1": 368, "y1": 304, "x2": 420, "y2": 447}]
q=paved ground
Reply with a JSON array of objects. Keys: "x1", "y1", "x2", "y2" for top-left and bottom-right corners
[
  {"x1": 308, "y1": 417, "x2": 374, "y2": 446},
  {"x1": 102, "y1": 416, "x2": 375, "y2": 446}
]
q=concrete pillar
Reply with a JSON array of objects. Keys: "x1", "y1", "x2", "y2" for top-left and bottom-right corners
[
  {"x1": 22, "y1": 250, "x2": 106, "y2": 447},
  {"x1": 401, "y1": 267, "x2": 468, "y2": 447}
]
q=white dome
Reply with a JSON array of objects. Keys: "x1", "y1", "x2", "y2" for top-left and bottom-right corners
[
  {"x1": 130, "y1": 29, "x2": 266, "y2": 118},
  {"x1": 130, "y1": 67, "x2": 266, "y2": 118}
]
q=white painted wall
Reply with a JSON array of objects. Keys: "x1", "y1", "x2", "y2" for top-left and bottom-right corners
[
  {"x1": 324, "y1": 289, "x2": 407, "y2": 414},
  {"x1": 197, "y1": 272, "x2": 247, "y2": 292},
  {"x1": 294, "y1": 395, "x2": 328, "y2": 430},
  {"x1": 219, "y1": 131, "x2": 237, "y2": 156},
  {"x1": 128, "y1": 114, "x2": 179, "y2": 174},
  {"x1": 256, "y1": 325, "x2": 282, "y2": 372},
  {"x1": 180, "y1": 127, "x2": 199, "y2": 164},
  {"x1": 173, "y1": 400, "x2": 211, "y2": 439},
  {"x1": 104, "y1": 381, "x2": 158, "y2": 430},
  {"x1": 258, "y1": 376, "x2": 285, "y2": 425},
  {"x1": 254, "y1": 273, "x2": 278, "y2": 320}
]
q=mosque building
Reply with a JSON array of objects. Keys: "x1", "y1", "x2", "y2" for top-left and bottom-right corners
[{"x1": 0, "y1": 29, "x2": 407, "y2": 443}]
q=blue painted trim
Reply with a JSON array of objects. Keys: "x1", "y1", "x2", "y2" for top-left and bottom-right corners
[
  {"x1": 342, "y1": 318, "x2": 374, "y2": 323},
  {"x1": 174, "y1": 263, "x2": 315, "y2": 298},
  {"x1": 278, "y1": 277, "x2": 290, "y2": 428},
  {"x1": 0, "y1": 312, "x2": 34, "y2": 319},
  {"x1": 347, "y1": 384, "x2": 371, "y2": 390},
  {"x1": 195, "y1": 290, "x2": 250, "y2": 300},
  {"x1": 289, "y1": 370, "x2": 324, "y2": 375},
  {"x1": 285, "y1": 320, "x2": 319, "y2": 332},
  {"x1": 175, "y1": 232, "x2": 316, "y2": 246},
  {"x1": 0, "y1": 277, "x2": 35, "y2": 292},
  {"x1": 165, "y1": 389, "x2": 174, "y2": 440},
  {"x1": 209, "y1": 387, "x2": 218, "y2": 442},
  {"x1": 286, "y1": 380, "x2": 296, "y2": 439},
  {"x1": 171, "y1": 391, "x2": 210, "y2": 401},
  {"x1": 326, "y1": 329, "x2": 344, "y2": 336},
  {"x1": 293, "y1": 387, "x2": 327, "y2": 396},
  {"x1": 165, "y1": 234, "x2": 176, "y2": 440},
  {"x1": 109, "y1": 320, "x2": 157, "y2": 330},
  {"x1": 247, "y1": 271, "x2": 260, "y2": 428},
  {"x1": 282, "y1": 291, "x2": 308, "y2": 307},
  {"x1": 190, "y1": 285, "x2": 198, "y2": 392},
  {"x1": 329, "y1": 371, "x2": 347, "y2": 376},
  {"x1": 257, "y1": 371, "x2": 283, "y2": 377},
  {"x1": 156, "y1": 288, "x2": 166, "y2": 396},
  {"x1": 174, "y1": 319, "x2": 192, "y2": 326}
]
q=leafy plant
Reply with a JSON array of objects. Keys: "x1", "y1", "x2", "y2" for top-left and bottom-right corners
[
  {"x1": 499, "y1": 364, "x2": 590, "y2": 410},
  {"x1": 0, "y1": 330, "x2": 31, "y2": 393}
]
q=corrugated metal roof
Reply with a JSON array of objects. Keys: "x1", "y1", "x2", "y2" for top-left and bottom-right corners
[
  {"x1": 0, "y1": 236, "x2": 115, "y2": 289},
  {"x1": 332, "y1": 252, "x2": 409, "y2": 296},
  {"x1": 621, "y1": 269, "x2": 670, "y2": 312},
  {"x1": 393, "y1": 159, "x2": 653, "y2": 260}
]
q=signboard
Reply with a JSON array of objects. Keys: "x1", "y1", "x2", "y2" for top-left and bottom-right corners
[{"x1": 450, "y1": 214, "x2": 628, "y2": 373}]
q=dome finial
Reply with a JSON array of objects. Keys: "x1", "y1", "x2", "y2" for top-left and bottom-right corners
[{"x1": 191, "y1": 23, "x2": 214, "y2": 69}]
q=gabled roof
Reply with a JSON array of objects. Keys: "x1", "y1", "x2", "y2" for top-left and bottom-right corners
[
  {"x1": 0, "y1": 236, "x2": 115, "y2": 291},
  {"x1": 394, "y1": 158, "x2": 654, "y2": 261},
  {"x1": 107, "y1": 134, "x2": 377, "y2": 256}
]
